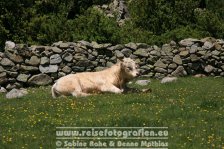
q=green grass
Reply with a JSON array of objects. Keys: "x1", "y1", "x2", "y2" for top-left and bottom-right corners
[{"x1": 0, "y1": 77, "x2": 224, "y2": 149}]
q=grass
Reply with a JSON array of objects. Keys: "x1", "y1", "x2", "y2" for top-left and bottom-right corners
[{"x1": 0, "y1": 77, "x2": 224, "y2": 149}]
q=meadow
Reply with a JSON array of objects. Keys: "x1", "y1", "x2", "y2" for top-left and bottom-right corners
[{"x1": 0, "y1": 77, "x2": 224, "y2": 149}]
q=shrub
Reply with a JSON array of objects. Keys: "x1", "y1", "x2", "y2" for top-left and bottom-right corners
[
  {"x1": 159, "y1": 26, "x2": 208, "y2": 43},
  {"x1": 72, "y1": 8, "x2": 120, "y2": 44},
  {"x1": 195, "y1": 9, "x2": 224, "y2": 38},
  {"x1": 0, "y1": 21, "x2": 9, "y2": 50},
  {"x1": 26, "y1": 15, "x2": 76, "y2": 45}
]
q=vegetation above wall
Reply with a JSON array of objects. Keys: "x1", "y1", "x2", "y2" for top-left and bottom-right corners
[{"x1": 0, "y1": 0, "x2": 224, "y2": 49}]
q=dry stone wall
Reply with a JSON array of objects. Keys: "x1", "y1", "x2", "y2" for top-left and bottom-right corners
[{"x1": 1, "y1": 37, "x2": 224, "y2": 90}]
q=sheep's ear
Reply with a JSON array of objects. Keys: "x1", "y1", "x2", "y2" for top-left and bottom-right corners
[
  {"x1": 117, "y1": 56, "x2": 128, "y2": 62},
  {"x1": 117, "y1": 57, "x2": 124, "y2": 63}
]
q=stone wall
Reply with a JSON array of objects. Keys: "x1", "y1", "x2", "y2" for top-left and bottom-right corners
[{"x1": 1, "y1": 37, "x2": 224, "y2": 90}]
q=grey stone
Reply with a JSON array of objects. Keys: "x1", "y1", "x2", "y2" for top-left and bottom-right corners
[
  {"x1": 154, "y1": 60, "x2": 167, "y2": 68},
  {"x1": 0, "y1": 72, "x2": 7, "y2": 78},
  {"x1": 0, "y1": 52, "x2": 4, "y2": 57},
  {"x1": 52, "y1": 41, "x2": 62, "y2": 47},
  {"x1": 203, "y1": 41, "x2": 214, "y2": 50},
  {"x1": 59, "y1": 42, "x2": 70, "y2": 49},
  {"x1": 216, "y1": 39, "x2": 224, "y2": 45},
  {"x1": 5, "y1": 41, "x2": 16, "y2": 51},
  {"x1": 211, "y1": 50, "x2": 220, "y2": 56},
  {"x1": 5, "y1": 71, "x2": 17, "y2": 77},
  {"x1": 62, "y1": 66, "x2": 72, "y2": 73},
  {"x1": 30, "y1": 45, "x2": 46, "y2": 52},
  {"x1": 220, "y1": 72, "x2": 224, "y2": 76},
  {"x1": 201, "y1": 37, "x2": 216, "y2": 43},
  {"x1": 190, "y1": 45, "x2": 198, "y2": 53},
  {"x1": 162, "y1": 44, "x2": 172, "y2": 51},
  {"x1": 150, "y1": 50, "x2": 161, "y2": 57},
  {"x1": 0, "y1": 66, "x2": 5, "y2": 72},
  {"x1": 94, "y1": 67, "x2": 105, "y2": 71},
  {"x1": 52, "y1": 47, "x2": 62, "y2": 53},
  {"x1": 0, "y1": 87, "x2": 7, "y2": 93},
  {"x1": 212, "y1": 55, "x2": 219, "y2": 60},
  {"x1": 125, "y1": 42, "x2": 137, "y2": 50},
  {"x1": 98, "y1": 55, "x2": 104, "y2": 59},
  {"x1": 64, "y1": 48, "x2": 75, "y2": 53},
  {"x1": 91, "y1": 42, "x2": 111, "y2": 49},
  {"x1": 106, "y1": 62, "x2": 114, "y2": 67},
  {"x1": 135, "y1": 80, "x2": 151, "y2": 86},
  {"x1": 153, "y1": 45, "x2": 161, "y2": 51},
  {"x1": 115, "y1": 50, "x2": 124, "y2": 58},
  {"x1": 107, "y1": 44, "x2": 124, "y2": 51},
  {"x1": 141, "y1": 65, "x2": 153, "y2": 70},
  {"x1": 20, "y1": 65, "x2": 39, "y2": 72},
  {"x1": 221, "y1": 65, "x2": 224, "y2": 70},
  {"x1": 40, "y1": 57, "x2": 50, "y2": 65},
  {"x1": 5, "y1": 51, "x2": 24, "y2": 63},
  {"x1": 168, "y1": 63, "x2": 178, "y2": 69},
  {"x1": 154, "y1": 73, "x2": 165, "y2": 79},
  {"x1": 99, "y1": 60, "x2": 106, "y2": 67},
  {"x1": 39, "y1": 65, "x2": 58, "y2": 73},
  {"x1": 74, "y1": 54, "x2": 87, "y2": 60},
  {"x1": 91, "y1": 41, "x2": 101, "y2": 49},
  {"x1": 50, "y1": 54, "x2": 62, "y2": 64},
  {"x1": 160, "y1": 57, "x2": 172, "y2": 64},
  {"x1": 78, "y1": 40, "x2": 92, "y2": 48},
  {"x1": 130, "y1": 54, "x2": 138, "y2": 59},
  {"x1": 179, "y1": 50, "x2": 189, "y2": 57},
  {"x1": 28, "y1": 74, "x2": 52, "y2": 86},
  {"x1": 173, "y1": 55, "x2": 182, "y2": 65},
  {"x1": 27, "y1": 56, "x2": 40, "y2": 66},
  {"x1": 17, "y1": 74, "x2": 30, "y2": 82},
  {"x1": 170, "y1": 40, "x2": 177, "y2": 46},
  {"x1": 9, "y1": 65, "x2": 19, "y2": 72},
  {"x1": 204, "y1": 65, "x2": 214, "y2": 73},
  {"x1": 154, "y1": 67, "x2": 167, "y2": 73},
  {"x1": 62, "y1": 53, "x2": 73, "y2": 62},
  {"x1": 197, "y1": 50, "x2": 206, "y2": 56},
  {"x1": 6, "y1": 88, "x2": 28, "y2": 99},
  {"x1": 133, "y1": 48, "x2": 149, "y2": 57},
  {"x1": 147, "y1": 56, "x2": 157, "y2": 64},
  {"x1": 121, "y1": 48, "x2": 132, "y2": 57},
  {"x1": 161, "y1": 77, "x2": 177, "y2": 84},
  {"x1": 136, "y1": 43, "x2": 149, "y2": 49},
  {"x1": 88, "y1": 54, "x2": 95, "y2": 61},
  {"x1": 172, "y1": 49, "x2": 179, "y2": 54},
  {"x1": 1, "y1": 58, "x2": 15, "y2": 66},
  {"x1": 58, "y1": 72, "x2": 66, "y2": 78},
  {"x1": 0, "y1": 77, "x2": 8, "y2": 85},
  {"x1": 179, "y1": 38, "x2": 196, "y2": 47},
  {"x1": 13, "y1": 81, "x2": 23, "y2": 88},
  {"x1": 76, "y1": 60, "x2": 90, "y2": 67},
  {"x1": 40, "y1": 50, "x2": 53, "y2": 57},
  {"x1": 6, "y1": 84, "x2": 16, "y2": 90},
  {"x1": 91, "y1": 61, "x2": 99, "y2": 67},
  {"x1": 99, "y1": 59, "x2": 106, "y2": 63},
  {"x1": 171, "y1": 66, "x2": 187, "y2": 76},
  {"x1": 72, "y1": 66, "x2": 85, "y2": 72},
  {"x1": 214, "y1": 43, "x2": 222, "y2": 50},
  {"x1": 190, "y1": 54, "x2": 199, "y2": 62},
  {"x1": 202, "y1": 52, "x2": 212, "y2": 60},
  {"x1": 168, "y1": 69, "x2": 173, "y2": 73}
]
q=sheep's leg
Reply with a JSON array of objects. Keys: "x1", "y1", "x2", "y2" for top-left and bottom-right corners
[
  {"x1": 100, "y1": 85, "x2": 123, "y2": 94},
  {"x1": 72, "y1": 91, "x2": 90, "y2": 97}
]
